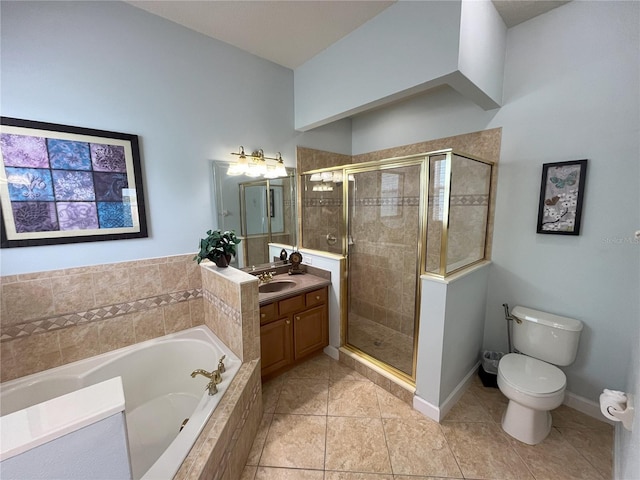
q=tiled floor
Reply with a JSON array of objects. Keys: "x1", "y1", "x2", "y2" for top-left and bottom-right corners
[{"x1": 242, "y1": 354, "x2": 613, "y2": 480}]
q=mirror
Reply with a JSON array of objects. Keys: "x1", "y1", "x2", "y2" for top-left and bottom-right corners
[{"x1": 211, "y1": 161, "x2": 297, "y2": 268}]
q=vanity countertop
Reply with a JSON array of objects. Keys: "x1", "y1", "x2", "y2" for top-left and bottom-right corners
[{"x1": 258, "y1": 272, "x2": 331, "y2": 306}]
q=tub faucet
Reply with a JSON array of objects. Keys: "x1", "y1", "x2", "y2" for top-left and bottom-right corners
[
  {"x1": 191, "y1": 368, "x2": 222, "y2": 395},
  {"x1": 191, "y1": 368, "x2": 222, "y2": 384},
  {"x1": 205, "y1": 380, "x2": 218, "y2": 396}
]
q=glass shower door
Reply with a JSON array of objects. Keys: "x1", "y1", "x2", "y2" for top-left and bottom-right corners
[{"x1": 345, "y1": 162, "x2": 423, "y2": 377}]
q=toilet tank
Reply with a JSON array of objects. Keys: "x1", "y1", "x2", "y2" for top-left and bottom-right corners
[{"x1": 511, "y1": 306, "x2": 583, "y2": 366}]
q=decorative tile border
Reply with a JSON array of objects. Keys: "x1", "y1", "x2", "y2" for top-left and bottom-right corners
[
  {"x1": 303, "y1": 197, "x2": 343, "y2": 207},
  {"x1": 0, "y1": 288, "x2": 202, "y2": 341},
  {"x1": 449, "y1": 194, "x2": 489, "y2": 206},
  {"x1": 202, "y1": 289, "x2": 241, "y2": 326},
  {"x1": 354, "y1": 196, "x2": 420, "y2": 207}
]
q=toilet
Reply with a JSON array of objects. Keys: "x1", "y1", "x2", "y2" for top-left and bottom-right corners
[{"x1": 497, "y1": 305, "x2": 583, "y2": 445}]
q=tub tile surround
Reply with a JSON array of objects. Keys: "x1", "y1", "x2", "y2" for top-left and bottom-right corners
[
  {"x1": 0, "y1": 254, "x2": 204, "y2": 382},
  {"x1": 200, "y1": 263, "x2": 260, "y2": 362},
  {"x1": 176, "y1": 359, "x2": 263, "y2": 480},
  {"x1": 170, "y1": 262, "x2": 262, "y2": 479},
  {"x1": 2, "y1": 256, "x2": 264, "y2": 479}
]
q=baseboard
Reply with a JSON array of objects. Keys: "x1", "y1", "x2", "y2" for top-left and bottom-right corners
[
  {"x1": 564, "y1": 390, "x2": 615, "y2": 425},
  {"x1": 439, "y1": 361, "x2": 481, "y2": 421},
  {"x1": 323, "y1": 345, "x2": 339, "y2": 360},
  {"x1": 413, "y1": 395, "x2": 441, "y2": 422},
  {"x1": 413, "y1": 362, "x2": 480, "y2": 423}
]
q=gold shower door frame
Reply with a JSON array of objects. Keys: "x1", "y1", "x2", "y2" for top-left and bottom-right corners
[
  {"x1": 239, "y1": 179, "x2": 274, "y2": 266},
  {"x1": 341, "y1": 156, "x2": 428, "y2": 385},
  {"x1": 300, "y1": 149, "x2": 494, "y2": 385}
]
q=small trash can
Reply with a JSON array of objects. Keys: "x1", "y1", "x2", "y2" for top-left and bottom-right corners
[{"x1": 478, "y1": 350, "x2": 504, "y2": 388}]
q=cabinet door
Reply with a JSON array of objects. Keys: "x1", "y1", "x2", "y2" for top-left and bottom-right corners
[
  {"x1": 260, "y1": 317, "x2": 293, "y2": 376},
  {"x1": 293, "y1": 305, "x2": 328, "y2": 360}
]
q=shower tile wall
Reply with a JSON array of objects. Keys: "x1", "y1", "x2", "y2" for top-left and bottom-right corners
[
  {"x1": 349, "y1": 168, "x2": 420, "y2": 337},
  {"x1": 297, "y1": 147, "x2": 351, "y2": 254},
  {"x1": 0, "y1": 254, "x2": 203, "y2": 382},
  {"x1": 353, "y1": 128, "x2": 502, "y2": 262}
]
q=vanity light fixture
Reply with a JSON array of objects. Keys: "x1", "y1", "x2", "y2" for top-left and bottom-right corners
[
  {"x1": 227, "y1": 146, "x2": 287, "y2": 178},
  {"x1": 308, "y1": 171, "x2": 355, "y2": 183},
  {"x1": 312, "y1": 182, "x2": 334, "y2": 192}
]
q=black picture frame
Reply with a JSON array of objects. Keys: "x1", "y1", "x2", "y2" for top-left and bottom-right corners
[
  {"x1": 0, "y1": 117, "x2": 148, "y2": 248},
  {"x1": 536, "y1": 159, "x2": 587, "y2": 235}
]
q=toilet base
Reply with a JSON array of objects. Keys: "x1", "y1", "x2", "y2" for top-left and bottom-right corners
[{"x1": 501, "y1": 400, "x2": 552, "y2": 445}]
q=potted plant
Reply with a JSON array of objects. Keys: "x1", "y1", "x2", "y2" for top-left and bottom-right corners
[{"x1": 193, "y1": 229, "x2": 241, "y2": 268}]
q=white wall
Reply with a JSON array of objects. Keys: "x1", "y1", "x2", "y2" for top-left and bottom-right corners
[
  {"x1": 414, "y1": 264, "x2": 489, "y2": 421},
  {"x1": 352, "y1": 0, "x2": 640, "y2": 405},
  {"x1": 294, "y1": 0, "x2": 508, "y2": 131},
  {"x1": 1, "y1": 413, "x2": 130, "y2": 479},
  {"x1": 616, "y1": 328, "x2": 640, "y2": 478},
  {"x1": 0, "y1": 0, "x2": 351, "y2": 276}
]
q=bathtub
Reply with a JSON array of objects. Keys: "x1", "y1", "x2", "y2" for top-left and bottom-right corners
[{"x1": 0, "y1": 326, "x2": 241, "y2": 479}]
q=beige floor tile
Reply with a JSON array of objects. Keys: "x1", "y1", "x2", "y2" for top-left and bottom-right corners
[
  {"x1": 284, "y1": 354, "x2": 331, "y2": 379},
  {"x1": 328, "y1": 379, "x2": 380, "y2": 417},
  {"x1": 375, "y1": 386, "x2": 422, "y2": 419},
  {"x1": 246, "y1": 413, "x2": 274, "y2": 466},
  {"x1": 509, "y1": 428, "x2": 606, "y2": 480},
  {"x1": 325, "y1": 416, "x2": 392, "y2": 473},
  {"x1": 262, "y1": 377, "x2": 284, "y2": 414},
  {"x1": 442, "y1": 389, "x2": 493, "y2": 423},
  {"x1": 469, "y1": 383, "x2": 508, "y2": 424},
  {"x1": 254, "y1": 466, "x2": 324, "y2": 479},
  {"x1": 276, "y1": 377, "x2": 329, "y2": 415},
  {"x1": 259, "y1": 414, "x2": 326, "y2": 469},
  {"x1": 551, "y1": 404, "x2": 612, "y2": 430},
  {"x1": 325, "y1": 472, "x2": 393, "y2": 479},
  {"x1": 557, "y1": 426, "x2": 613, "y2": 479},
  {"x1": 441, "y1": 422, "x2": 534, "y2": 480},
  {"x1": 240, "y1": 465, "x2": 257, "y2": 480},
  {"x1": 394, "y1": 477, "x2": 463, "y2": 480},
  {"x1": 383, "y1": 417, "x2": 462, "y2": 477}
]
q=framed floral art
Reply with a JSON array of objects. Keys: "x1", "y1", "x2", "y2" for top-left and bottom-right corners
[
  {"x1": 0, "y1": 117, "x2": 147, "y2": 248},
  {"x1": 536, "y1": 159, "x2": 587, "y2": 235}
]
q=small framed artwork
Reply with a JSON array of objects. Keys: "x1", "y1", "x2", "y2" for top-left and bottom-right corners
[
  {"x1": 536, "y1": 159, "x2": 587, "y2": 235},
  {"x1": 0, "y1": 117, "x2": 148, "y2": 248}
]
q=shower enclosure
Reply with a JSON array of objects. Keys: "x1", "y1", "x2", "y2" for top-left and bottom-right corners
[{"x1": 300, "y1": 150, "x2": 493, "y2": 382}]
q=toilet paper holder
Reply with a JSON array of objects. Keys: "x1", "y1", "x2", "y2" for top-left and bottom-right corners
[{"x1": 600, "y1": 389, "x2": 634, "y2": 431}]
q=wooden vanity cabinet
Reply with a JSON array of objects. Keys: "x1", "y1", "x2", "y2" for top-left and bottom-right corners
[{"x1": 259, "y1": 286, "x2": 328, "y2": 378}]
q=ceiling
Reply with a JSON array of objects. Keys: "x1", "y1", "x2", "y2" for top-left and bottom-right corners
[{"x1": 126, "y1": 1, "x2": 570, "y2": 69}]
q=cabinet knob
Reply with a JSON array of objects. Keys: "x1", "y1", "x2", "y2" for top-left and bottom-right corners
[
  {"x1": 295, "y1": 316, "x2": 300, "y2": 321},
  {"x1": 315, "y1": 295, "x2": 320, "y2": 300},
  {"x1": 261, "y1": 313, "x2": 266, "y2": 318},
  {"x1": 286, "y1": 319, "x2": 291, "y2": 325}
]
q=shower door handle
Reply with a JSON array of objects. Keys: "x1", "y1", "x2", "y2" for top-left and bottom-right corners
[{"x1": 326, "y1": 233, "x2": 337, "y2": 246}]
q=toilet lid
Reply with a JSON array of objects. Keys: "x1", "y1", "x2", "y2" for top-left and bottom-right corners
[{"x1": 499, "y1": 353, "x2": 566, "y2": 395}]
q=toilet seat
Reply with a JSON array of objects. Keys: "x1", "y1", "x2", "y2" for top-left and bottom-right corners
[{"x1": 498, "y1": 353, "x2": 566, "y2": 397}]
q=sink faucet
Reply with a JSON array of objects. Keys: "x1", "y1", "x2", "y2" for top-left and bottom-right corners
[
  {"x1": 257, "y1": 271, "x2": 275, "y2": 283},
  {"x1": 191, "y1": 368, "x2": 223, "y2": 395}
]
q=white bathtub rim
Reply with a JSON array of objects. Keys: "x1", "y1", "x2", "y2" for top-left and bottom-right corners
[
  {"x1": 0, "y1": 325, "x2": 241, "y2": 479},
  {"x1": 0, "y1": 326, "x2": 238, "y2": 401},
  {"x1": 0, "y1": 376, "x2": 125, "y2": 461},
  {"x1": 141, "y1": 366, "x2": 237, "y2": 480}
]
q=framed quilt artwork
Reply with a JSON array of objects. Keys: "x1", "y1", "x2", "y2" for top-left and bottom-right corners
[{"x1": 0, "y1": 117, "x2": 147, "y2": 248}]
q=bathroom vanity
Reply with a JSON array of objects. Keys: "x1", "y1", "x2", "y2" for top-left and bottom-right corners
[{"x1": 257, "y1": 271, "x2": 330, "y2": 379}]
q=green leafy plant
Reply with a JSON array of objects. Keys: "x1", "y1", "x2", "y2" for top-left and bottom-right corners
[{"x1": 193, "y1": 229, "x2": 241, "y2": 264}]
